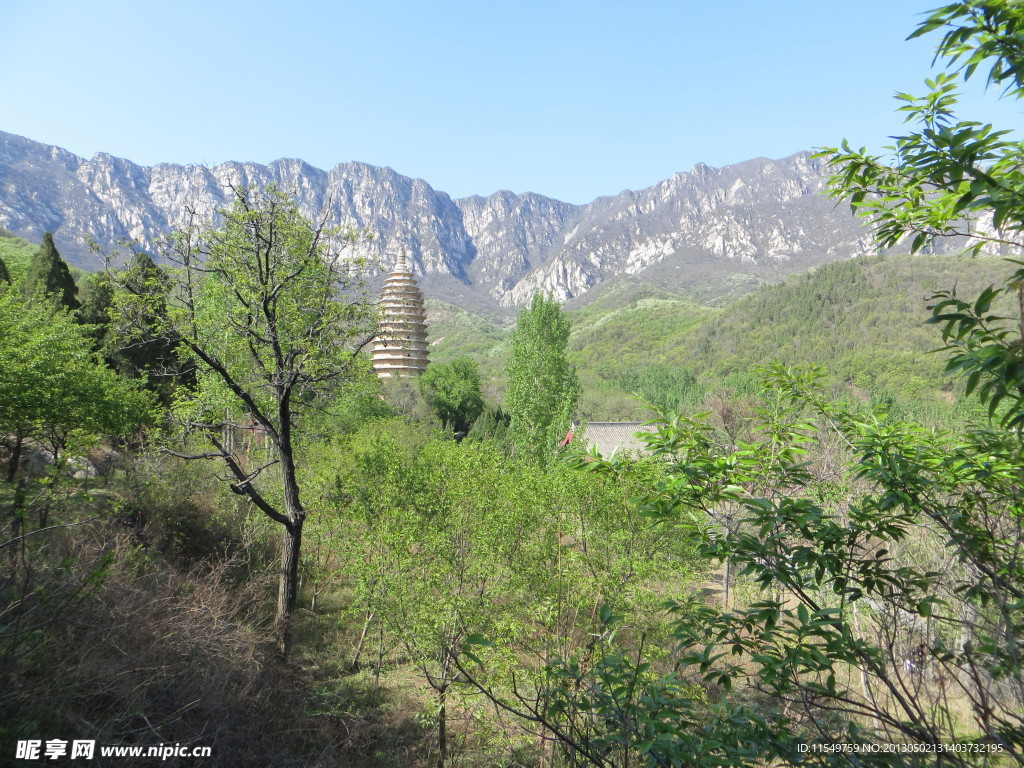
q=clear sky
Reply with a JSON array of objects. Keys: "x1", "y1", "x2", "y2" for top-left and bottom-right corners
[{"x1": 1, "y1": 0, "x2": 1020, "y2": 204}]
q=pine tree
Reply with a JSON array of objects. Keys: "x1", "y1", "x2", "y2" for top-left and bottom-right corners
[
  {"x1": 21, "y1": 232, "x2": 79, "y2": 309},
  {"x1": 0, "y1": 256, "x2": 9, "y2": 284}
]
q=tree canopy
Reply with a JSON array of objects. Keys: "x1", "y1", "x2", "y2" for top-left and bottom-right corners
[
  {"x1": 505, "y1": 292, "x2": 580, "y2": 456},
  {"x1": 419, "y1": 356, "x2": 484, "y2": 434},
  {"x1": 0, "y1": 283, "x2": 152, "y2": 481},
  {"x1": 21, "y1": 232, "x2": 79, "y2": 310}
]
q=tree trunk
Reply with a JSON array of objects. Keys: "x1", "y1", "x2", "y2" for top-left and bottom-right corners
[
  {"x1": 350, "y1": 611, "x2": 375, "y2": 671},
  {"x1": 437, "y1": 684, "x2": 448, "y2": 768},
  {"x1": 5, "y1": 434, "x2": 22, "y2": 483},
  {"x1": 276, "y1": 518, "x2": 303, "y2": 659},
  {"x1": 275, "y1": 407, "x2": 305, "y2": 661},
  {"x1": 722, "y1": 555, "x2": 731, "y2": 610}
]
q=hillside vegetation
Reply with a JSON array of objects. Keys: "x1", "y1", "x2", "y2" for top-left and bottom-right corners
[
  {"x1": 0, "y1": 228, "x2": 36, "y2": 282},
  {"x1": 426, "y1": 251, "x2": 1015, "y2": 422}
]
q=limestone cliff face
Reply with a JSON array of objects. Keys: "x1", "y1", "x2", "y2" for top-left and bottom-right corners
[
  {"x1": 455, "y1": 191, "x2": 579, "y2": 302},
  {"x1": 498, "y1": 153, "x2": 879, "y2": 307},
  {"x1": 0, "y1": 129, "x2": 883, "y2": 309}
]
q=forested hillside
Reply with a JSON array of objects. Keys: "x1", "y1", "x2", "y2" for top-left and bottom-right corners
[{"x1": 426, "y1": 252, "x2": 1013, "y2": 422}]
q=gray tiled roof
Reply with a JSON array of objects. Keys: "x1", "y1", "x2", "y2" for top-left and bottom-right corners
[{"x1": 581, "y1": 422, "x2": 656, "y2": 457}]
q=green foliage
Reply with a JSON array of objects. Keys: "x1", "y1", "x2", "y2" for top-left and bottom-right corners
[
  {"x1": 0, "y1": 284, "x2": 153, "y2": 464},
  {"x1": 927, "y1": 273, "x2": 1024, "y2": 427},
  {"x1": 307, "y1": 420, "x2": 696, "y2": 765},
  {"x1": 74, "y1": 271, "x2": 114, "y2": 349},
  {"x1": 0, "y1": 255, "x2": 9, "y2": 284},
  {"x1": 571, "y1": 254, "x2": 1013, "y2": 422},
  {"x1": 822, "y1": 2, "x2": 1024, "y2": 256},
  {"x1": 419, "y1": 250, "x2": 1016, "y2": 424},
  {"x1": 0, "y1": 228, "x2": 39, "y2": 284},
  {"x1": 112, "y1": 184, "x2": 377, "y2": 658},
  {"x1": 751, "y1": 3, "x2": 1024, "y2": 431},
  {"x1": 505, "y1": 292, "x2": 581, "y2": 456},
  {"x1": 425, "y1": 299, "x2": 509, "y2": 362},
  {"x1": 568, "y1": 297, "x2": 714, "y2": 373},
  {"x1": 419, "y1": 357, "x2": 485, "y2": 434},
  {"x1": 104, "y1": 185, "x2": 377, "y2": 445},
  {"x1": 310, "y1": 370, "x2": 396, "y2": 436},
  {"x1": 514, "y1": 367, "x2": 1024, "y2": 765},
  {"x1": 20, "y1": 232, "x2": 80, "y2": 310},
  {"x1": 455, "y1": 5, "x2": 1024, "y2": 764},
  {"x1": 465, "y1": 406, "x2": 510, "y2": 443},
  {"x1": 613, "y1": 363, "x2": 702, "y2": 414},
  {"x1": 99, "y1": 252, "x2": 188, "y2": 405},
  {"x1": 683, "y1": 254, "x2": 1011, "y2": 397}
]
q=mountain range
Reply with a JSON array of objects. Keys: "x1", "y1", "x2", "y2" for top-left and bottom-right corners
[{"x1": 0, "y1": 129, "x2": 888, "y2": 312}]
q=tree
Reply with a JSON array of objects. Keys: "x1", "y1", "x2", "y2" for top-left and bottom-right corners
[
  {"x1": 0, "y1": 284, "x2": 152, "y2": 483},
  {"x1": 101, "y1": 252, "x2": 189, "y2": 405},
  {"x1": 115, "y1": 185, "x2": 376, "y2": 659},
  {"x1": 75, "y1": 272, "x2": 114, "y2": 350},
  {"x1": 21, "y1": 232, "x2": 79, "y2": 310},
  {"x1": 470, "y1": 366, "x2": 1023, "y2": 767},
  {"x1": 318, "y1": 421, "x2": 686, "y2": 767},
  {"x1": 0, "y1": 255, "x2": 9, "y2": 284},
  {"x1": 505, "y1": 292, "x2": 580, "y2": 457},
  {"x1": 419, "y1": 356, "x2": 484, "y2": 434},
  {"x1": 820, "y1": 1, "x2": 1024, "y2": 425}
]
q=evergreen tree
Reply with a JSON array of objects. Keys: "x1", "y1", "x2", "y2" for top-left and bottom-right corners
[
  {"x1": 0, "y1": 255, "x2": 9, "y2": 284},
  {"x1": 505, "y1": 292, "x2": 580, "y2": 457},
  {"x1": 112, "y1": 253, "x2": 179, "y2": 379},
  {"x1": 21, "y1": 232, "x2": 79, "y2": 310},
  {"x1": 75, "y1": 272, "x2": 115, "y2": 350}
]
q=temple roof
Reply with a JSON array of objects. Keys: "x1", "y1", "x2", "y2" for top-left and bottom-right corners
[{"x1": 581, "y1": 422, "x2": 656, "y2": 457}]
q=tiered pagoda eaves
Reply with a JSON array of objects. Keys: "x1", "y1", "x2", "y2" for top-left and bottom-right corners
[{"x1": 370, "y1": 254, "x2": 429, "y2": 378}]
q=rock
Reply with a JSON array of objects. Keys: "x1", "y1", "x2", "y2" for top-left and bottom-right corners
[
  {"x1": 69, "y1": 457, "x2": 98, "y2": 480},
  {"x1": 4, "y1": 130, "x2": 981, "y2": 313}
]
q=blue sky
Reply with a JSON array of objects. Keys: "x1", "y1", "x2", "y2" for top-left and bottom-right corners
[{"x1": 1, "y1": 0, "x2": 1020, "y2": 204}]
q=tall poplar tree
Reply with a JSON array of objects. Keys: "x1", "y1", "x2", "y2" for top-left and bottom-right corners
[{"x1": 505, "y1": 292, "x2": 580, "y2": 458}]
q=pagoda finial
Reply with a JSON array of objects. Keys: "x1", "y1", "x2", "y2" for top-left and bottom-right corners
[{"x1": 396, "y1": 250, "x2": 410, "y2": 273}]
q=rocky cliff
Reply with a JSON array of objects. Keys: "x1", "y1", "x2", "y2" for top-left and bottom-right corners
[{"x1": 0, "y1": 129, "x2": 881, "y2": 310}]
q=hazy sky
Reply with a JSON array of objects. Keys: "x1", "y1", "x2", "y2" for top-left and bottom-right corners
[{"x1": 1, "y1": 0, "x2": 1020, "y2": 204}]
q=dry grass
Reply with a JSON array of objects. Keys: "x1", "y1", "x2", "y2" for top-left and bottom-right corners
[{"x1": 1, "y1": 481, "x2": 537, "y2": 768}]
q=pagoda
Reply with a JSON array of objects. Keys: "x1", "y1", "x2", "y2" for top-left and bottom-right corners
[{"x1": 371, "y1": 253, "x2": 430, "y2": 378}]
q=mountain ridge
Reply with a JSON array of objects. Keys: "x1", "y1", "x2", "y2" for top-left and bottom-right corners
[{"x1": 0, "y1": 129, "x2": 884, "y2": 311}]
